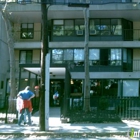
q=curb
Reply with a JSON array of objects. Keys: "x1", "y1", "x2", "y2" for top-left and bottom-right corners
[{"x1": 0, "y1": 132, "x2": 128, "y2": 136}]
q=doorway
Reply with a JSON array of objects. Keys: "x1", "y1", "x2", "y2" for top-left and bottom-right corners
[{"x1": 50, "y1": 79, "x2": 64, "y2": 107}]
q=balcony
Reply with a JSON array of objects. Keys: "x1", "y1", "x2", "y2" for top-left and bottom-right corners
[
  {"x1": 29, "y1": 0, "x2": 132, "y2": 4},
  {"x1": 51, "y1": 29, "x2": 140, "y2": 42},
  {"x1": 12, "y1": 28, "x2": 140, "y2": 42},
  {"x1": 51, "y1": 59, "x2": 140, "y2": 72},
  {"x1": 0, "y1": 0, "x2": 132, "y2": 4}
]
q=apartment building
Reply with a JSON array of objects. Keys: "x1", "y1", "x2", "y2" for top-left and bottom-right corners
[
  {"x1": 1, "y1": 0, "x2": 140, "y2": 108},
  {"x1": 0, "y1": 12, "x2": 10, "y2": 108}
]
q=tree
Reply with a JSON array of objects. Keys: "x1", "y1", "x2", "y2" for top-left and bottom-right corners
[
  {"x1": 83, "y1": 8, "x2": 90, "y2": 112},
  {"x1": 39, "y1": 2, "x2": 49, "y2": 131},
  {"x1": 1, "y1": 3, "x2": 16, "y2": 112}
]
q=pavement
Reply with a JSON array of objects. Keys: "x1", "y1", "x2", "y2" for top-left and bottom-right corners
[{"x1": 0, "y1": 107, "x2": 140, "y2": 139}]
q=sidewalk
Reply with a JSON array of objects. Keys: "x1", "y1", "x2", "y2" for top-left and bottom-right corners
[{"x1": 0, "y1": 107, "x2": 140, "y2": 136}]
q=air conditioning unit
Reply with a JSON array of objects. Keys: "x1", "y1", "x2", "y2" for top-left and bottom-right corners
[
  {"x1": 90, "y1": 30, "x2": 96, "y2": 35},
  {"x1": 76, "y1": 30, "x2": 83, "y2": 36}
]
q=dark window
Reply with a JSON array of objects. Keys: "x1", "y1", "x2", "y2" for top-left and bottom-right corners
[
  {"x1": 20, "y1": 50, "x2": 32, "y2": 64},
  {"x1": 21, "y1": 23, "x2": 34, "y2": 39},
  {"x1": 1, "y1": 81, "x2": 3, "y2": 89},
  {"x1": 100, "y1": 49, "x2": 109, "y2": 65}
]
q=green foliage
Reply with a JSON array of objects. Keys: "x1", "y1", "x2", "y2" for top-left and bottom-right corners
[{"x1": 98, "y1": 97, "x2": 109, "y2": 110}]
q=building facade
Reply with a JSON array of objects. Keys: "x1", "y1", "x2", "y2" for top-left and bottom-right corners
[
  {"x1": 0, "y1": 12, "x2": 9, "y2": 108},
  {"x1": 1, "y1": 0, "x2": 140, "y2": 108}
]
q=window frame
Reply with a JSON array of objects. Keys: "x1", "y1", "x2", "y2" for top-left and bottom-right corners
[
  {"x1": 20, "y1": 23, "x2": 34, "y2": 39},
  {"x1": 19, "y1": 50, "x2": 33, "y2": 64}
]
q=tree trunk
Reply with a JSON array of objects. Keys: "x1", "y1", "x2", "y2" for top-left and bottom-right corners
[
  {"x1": 39, "y1": 3, "x2": 48, "y2": 131},
  {"x1": 83, "y1": 8, "x2": 90, "y2": 112},
  {"x1": 1, "y1": 4, "x2": 16, "y2": 113}
]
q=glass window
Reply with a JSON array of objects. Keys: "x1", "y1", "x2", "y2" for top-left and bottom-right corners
[
  {"x1": 74, "y1": 49, "x2": 84, "y2": 66},
  {"x1": 20, "y1": 50, "x2": 32, "y2": 64},
  {"x1": 53, "y1": 20, "x2": 64, "y2": 36},
  {"x1": 90, "y1": 79, "x2": 118, "y2": 97},
  {"x1": 75, "y1": 19, "x2": 85, "y2": 30},
  {"x1": 89, "y1": 49, "x2": 100, "y2": 65},
  {"x1": 64, "y1": 20, "x2": 74, "y2": 36},
  {"x1": 64, "y1": 49, "x2": 73, "y2": 60},
  {"x1": 89, "y1": 49, "x2": 99, "y2": 60},
  {"x1": 100, "y1": 19, "x2": 111, "y2": 35},
  {"x1": 110, "y1": 49, "x2": 122, "y2": 65},
  {"x1": 123, "y1": 80, "x2": 139, "y2": 97},
  {"x1": 89, "y1": 19, "x2": 99, "y2": 35},
  {"x1": 111, "y1": 19, "x2": 122, "y2": 35},
  {"x1": 21, "y1": 23, "x2": 34, "y2": 39},
  {"x1": 1, "y1": 81, "x2": 4, "y2": 89},
  {"x1": 52, "y1": 49, "x2": 63, "y2": 63},
  {"x1": 100, "y1": 49, "x2": 109, "y2": 65}
]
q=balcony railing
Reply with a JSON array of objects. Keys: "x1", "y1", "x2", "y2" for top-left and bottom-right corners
[
  {"x1": 17, "y1": 0, "x2": 132, "y2": 4},
  {"x1": 6, "y1": 59, "x2": 140, "y2": 73},
  {"x1": 51, "y1": 28, "x2": 140, "y2": 41},
  {"x1": 0, "y1": 0, "x2": 132, "y2": 4},
  {"x1": 12, "y1": 28, "x2": 140, "y2": 42},
  {"x1": 51, "y1": 59, "x2": 140, "y2": 72}
]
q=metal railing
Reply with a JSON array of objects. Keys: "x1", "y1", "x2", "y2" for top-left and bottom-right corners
[
  {"x1": 0, "y1": 97, "x2": 39, "y2": 124},
  {"x1": 12, "y1": 29, "x2": 140, "y2": 42},
  {"x1": 14, "y1": 0, "x2": 132, "y2": 4},
  {"x1": 0, "y1": 98, "x2": 17, "y2": 124},
  {"x1": 67, "y1": 96, "x2": 140, "y2": 123},
  {"x1": 13, "y1": 59, "x2": 140, "y2": 72},
  {"x1": 52, "y1": 28, "x2": 140, "y2": 41}
]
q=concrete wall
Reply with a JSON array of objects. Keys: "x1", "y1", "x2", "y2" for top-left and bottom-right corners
[{"x1": 0, "y1": 13, "x2": 9, "y2": 107}]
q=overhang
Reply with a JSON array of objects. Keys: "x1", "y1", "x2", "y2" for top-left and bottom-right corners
[{"x1": 24, "y1": 67, "x2": 66, "y2": 78}]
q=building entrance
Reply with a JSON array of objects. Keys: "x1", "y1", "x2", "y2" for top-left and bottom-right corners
[{"x1": 50, "y1": 79, "x2": 64, "y2": 107}]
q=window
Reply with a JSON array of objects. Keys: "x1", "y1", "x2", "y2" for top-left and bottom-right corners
[
  {"x1": 89, "y1": 49, "x2": 100, "y2": 65},
  {"x1": 90, "y1": 19, "x2": 122, "y2": 36},
  {"x1": 1, "y1": 81, "x2": 3, "y2": 89},
  {"x1": 64, "y1": 20, "x2": 74, "y2": 36},
  {"x1": 75, "y1": 19, "x2": 84, "y2": 35},
  {"x1": 100, "y1": 19, "x2": 111, "y2": 35},
  {"x1": 110, "y1": 49, "x2": 122, "y2": 65},
  {"x1": 21, "y1": 23, "x2": 34, "y2": 39},
  {"x1": 100, "y1": 49, "x2": 109, "y2": 65},
  {"x1": 52, "y1": 49, "x2": 63, "y2": 63},
  {"x1": 90, "y1": 19, "x2": 100, "y2": 35},
  {"x1": 90, "y1": 79, "x2": 118, "y2": 97},
  {"x1": 64, "y1": 49, "x2": 73, "y2": 61},
  {"x1": 18, "y1": 0, "x2": 31, "y2": 4},
  {"x1": 111, "y1": 19, "x2": 122, "y2": 35},
  {"x1": 20, "y1": 50, "x2": 32, "y2": 64},
  {"x1": 123, "y1": 80, "x2": 139, "y2": 97},
  {"x1": 74, "y1": 49, "x2": 84, "y2": 66},
  {"x1": 53, "y1": 20, "x2": 64, "y2": 36}
]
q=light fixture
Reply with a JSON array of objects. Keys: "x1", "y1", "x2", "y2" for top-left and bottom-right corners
[
  {"x1": 25, "y1": 79, "x2": 28, "y2": 81},
  {"x1": 71, "y1": 80, "x2": 74, "y2": 84}
]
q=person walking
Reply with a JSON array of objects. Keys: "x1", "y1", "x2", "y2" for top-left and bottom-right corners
[{"x1": 17, "y1": 86, "x2": 35, "y2": 126}]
